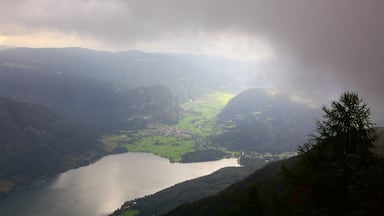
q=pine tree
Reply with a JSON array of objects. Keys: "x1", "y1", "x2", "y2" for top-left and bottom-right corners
[{"x1": 287, "y1": 92, "x2": 378, "y2": 214}]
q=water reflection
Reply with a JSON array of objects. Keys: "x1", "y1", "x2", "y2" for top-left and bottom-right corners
[{"x1": 0, "y1": 152, "x2": 239, "y2": 216}]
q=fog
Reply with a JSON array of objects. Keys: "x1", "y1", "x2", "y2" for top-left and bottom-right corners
[{"x1": 0, "y1": 0, "x2": 383, "y2": 118}]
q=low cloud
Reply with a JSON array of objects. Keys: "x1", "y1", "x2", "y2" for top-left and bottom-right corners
[{"x1": 1, "y1": 0, "x2": 383, "y2": 117}]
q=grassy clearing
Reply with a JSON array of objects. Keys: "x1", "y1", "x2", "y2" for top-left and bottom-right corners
[
  {"x1": 101, "y1": 91, "x2": 235, "y2": 162},
  {"x1": 121, "y1": 209, "x2": 139, "y2": 216},
  {"x1": 124, "y1": 136, "x2": 194, "y2": 162},
  {"x1": 177, "y1": 91, "x2": 234, "y2": 137},
  {"x1": 219, "y1": 147, "x2": 241, "y2": 158},
  {"x1": 102, "y1": 132, "x2": 195, "y2": 162}
]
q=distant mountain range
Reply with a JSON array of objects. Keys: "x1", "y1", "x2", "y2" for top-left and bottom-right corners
[
  {"x1": 0, "y1": 47, "x2": 260, "y2": 100},
  {"x1": 0, "y1": 46, "x2": 11, "y2": 51},
  {"x1": 4, "y1": 47, "x2": 379, "y2": 210},
  {"x1": 0, "y1": 72, "x2": 183, "y2": 197},
  {"x1": 1, "y1": 47, "x2": 382, "y2": 215},
  {"x1": 0, "y1": 48, "x2": 191, "y2": 196},
  {"x1": 0, "y1": 66, "x2": 180, "y2": 129}
]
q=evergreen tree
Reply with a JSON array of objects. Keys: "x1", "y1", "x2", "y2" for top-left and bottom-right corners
[
  {"x1": 311, "y1": 92, "x2": 376, "y2": 170},
  {"x1": 302, "y1": 92, "x2": 376, "y2": 190},
  {"x1": 285, "y1": 92, "x2": 379, "y2": 214}
]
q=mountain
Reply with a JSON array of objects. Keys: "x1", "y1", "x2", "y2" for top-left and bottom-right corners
[
  {"x1": 0, "y1": 47, "x2": 257, "y2": 100},
  {"x1": 110, "y1": 157, "x2": 271, "y2": 216},
  {"x1": 164, "y1": 157, "x2": 298, "y2": 216},
  {"x1": 0, "y1": 46, "x2": 11, "y2": 51},
  {"x1": 0, "y1": 66, "x2": 180, "y2": 129},
  {"x1": 164, "y1": 128, "x2": 384, "y2": 216},
  {"x1": 0, "y1": 49, "x2": 186, "y2": 198},
  {"x1": 110, "y1": 166, "x2": 259, "y2": 216},
  {"x1": 0, "y1": 97, "x2": 106, "y2": 197},
  {"x1": 0, "y1": 47, "x2": 187, "y2": 198},
  {"x1": 212, "y1": 88, "x2": 320, "y2": 153}
]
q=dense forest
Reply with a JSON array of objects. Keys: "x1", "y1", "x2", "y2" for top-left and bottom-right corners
[
  {"x1": 164, "y1": 92, "x2": 384, "y2": 216},
  {"x1": 0, "y1": 97, "x2": 105, "y2": 197}
]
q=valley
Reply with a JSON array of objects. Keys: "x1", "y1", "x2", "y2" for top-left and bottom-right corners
[
  {"x1": 101, "y1": 91, "x2": 237, "y2": 162},
  {"x1": 1, "y1": 47, "x2": 380, "y2": 216},
  {"x1": 102, "y1": 89, "x2": 305, "y2": 165},
  {"x1": 2, "y1": 1, "x2": 384, "y2": 215}
]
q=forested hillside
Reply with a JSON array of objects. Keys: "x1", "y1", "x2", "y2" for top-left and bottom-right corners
[
  {"x1": 212, "y1": 88, "x2": 319, "y2": 153},
  {"x1": 0, "y1": 66, "x2": 179, "y2": 129},
  {"x1": 0, "y1": 97, "x2": 105, "y2": 197},
  {"x1": 165, "y1": 93, "x2": 384, "y2": 216}
]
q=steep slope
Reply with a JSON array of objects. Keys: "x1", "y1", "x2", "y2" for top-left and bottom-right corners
[
  {"x1": 212, "y1": 88, "x2": 320, "y2": 153},
  {"x1": 110, "y1": 165, "x2": 259, "y2": 216},
  {"x1": 375, "y1": 127, "x2": 384, "y2": 156},
  {"x1": 0, "y1": 97, "x2": 105, "y2": 197},
  {"x1": 0, "y1": 66, "x2": 179, "y2": 129},
  {"x1": 110, "y1": 157, "x2": 272, "y2": 216},
  {"x1": 164, "y1": 157, "x2": 298, "y2": 216},
  {"x1": 165, "y1": 127, "x2": 384, "y2": 216}
]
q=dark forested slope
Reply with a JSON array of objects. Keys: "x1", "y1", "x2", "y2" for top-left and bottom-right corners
[
  {"x1": 166, "y1": 127, "x2": 384, "y2": 216},
  {"x1": 164, "y1": 157, "x2": 298, "y2": 216},
  {"x1": 212, "y1": 88, "x2": 319, "y2": 153},
  {"x1": 0, "y1": 66, "x2": 179, "y2": 129},
  {"x1": 0, "y1": 97, "x2": 106, "y2": 197},
  {"x1": 110, "y1": 158, "x2": 273, "y2": 216}
]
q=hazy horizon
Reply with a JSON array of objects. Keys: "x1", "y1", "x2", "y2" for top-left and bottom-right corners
[{"x1": 1, "y1": 0, "x2": 383, "y2": 119}]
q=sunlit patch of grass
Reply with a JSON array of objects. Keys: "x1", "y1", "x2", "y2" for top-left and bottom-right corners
[
  {"x1": 101, "y1": 135, "x2": 124, "y2": 152},
  {"x1": 121, "y1": 209, "x2": 140, "y2": 216},
  {"x1": 176, "y1": 91, "x2": 234, "y2": 137},
  {"x1": 124, "y1": 136, "x2": 194, "y2": 162},
  {"x1": 177, "y1": 116, "x2": 201, "y2": 134},
  {"x1": 219, "y1": 147, "x2": 241, "y2": 158},
  {"x1": 102, "y1": 133, "x2": 194, "y2": 162},
  {"x1": 101, "y1": 91, "x2": 237, "y2": 162}
]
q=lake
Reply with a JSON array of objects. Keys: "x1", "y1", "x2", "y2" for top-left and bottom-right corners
[{"x1": 0, "y1": 152, "x2": 239, "y2": 216}]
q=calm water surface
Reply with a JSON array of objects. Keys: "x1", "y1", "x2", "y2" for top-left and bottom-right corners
[{"x1": 0, "y1": 152, "x2": 239, "y2": 216}]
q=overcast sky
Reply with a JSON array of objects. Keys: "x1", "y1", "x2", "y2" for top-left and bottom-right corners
[{"x1": 1, "y1": 0, "x2": 383, "y2": 118}]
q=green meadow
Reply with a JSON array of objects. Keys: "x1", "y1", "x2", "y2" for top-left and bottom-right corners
[
  {"x1": 120, "y1": 210, "x2": 139, "y2": 216},
  {"x1": 102, "y1": 91, "x2": 235, "y2": 162},
  {"x1": 177, "y1": 91, "x2": 234, "y2": 136}
]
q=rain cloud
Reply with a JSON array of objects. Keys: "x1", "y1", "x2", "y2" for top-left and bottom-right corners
[{"x1": 1, "y1": 0, "x2": 383, "y2": 117}]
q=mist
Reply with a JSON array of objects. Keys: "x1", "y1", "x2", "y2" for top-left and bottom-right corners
[
  {"x1": 1, "y1": 2, "x2": 384, "y2": 215},
  {"x1": 0, "y1": 0, "x2": 383, "y2": 117}
]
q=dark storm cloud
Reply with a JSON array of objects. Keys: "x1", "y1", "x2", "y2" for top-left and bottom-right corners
[{"x1": 1, "y1": 0, "x2": 383, "y2": 116}]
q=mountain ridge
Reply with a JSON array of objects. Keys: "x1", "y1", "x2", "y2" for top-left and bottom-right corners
[
  {"x1": 0, "y1": 65, "x2": 180, "y2": 129},
  {"x1": 0, "y1": 97, "x2": 106, "y2": 197},
  {"x1": 164, "y1": 127, "x2": 384, "y2": 215},
  {"x1": 212, "y1": 88, "x2": 320, "y2": 153}
]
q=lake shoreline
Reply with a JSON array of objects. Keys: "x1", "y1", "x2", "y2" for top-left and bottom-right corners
[{"x1": 0, "y1": 152, "x2": 240, "y2": 216}]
